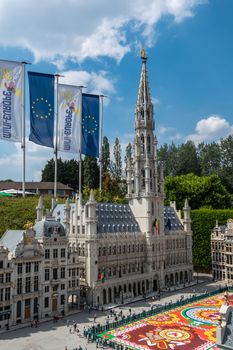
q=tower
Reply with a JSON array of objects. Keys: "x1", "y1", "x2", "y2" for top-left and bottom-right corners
[
  {"x1": 85, "y1": 190, "x2": 98, "y2": 290},
  {"x1": 63, "y1": 198, "x2": 71, "y2": 234},
  {"x1": 127, "y1": 49, "x2": 164, "y2": 237},
  {"x1": 36, "y1": 196, "x2": 44, "y2": 222}
]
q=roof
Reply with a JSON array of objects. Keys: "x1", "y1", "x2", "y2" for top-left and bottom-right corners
[
  {"x1": 164, "y1": 207, "x2": 184, "y2": 232},
  {"x1": 96, "y1": 203, "x2": 140, "y2": 234},
  {"x1": 0, "y1": 181, "x2": 73, "y2": 191},
  {"x1": 53, "y1": 202, "x2": 183, "y2": 234},
  {"x1": 33, "y1": 216, "x2": 66, "y2": 237},
  {"x1": 0, "y1": 230, "x2": 24, "y2": 252}
]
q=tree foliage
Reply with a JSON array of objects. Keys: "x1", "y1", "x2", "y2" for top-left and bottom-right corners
[
  {"x1": 191, "y1": 209, "x2": 233, "y2": 270},
  {"x1": 112, "y1": 137, "x2": 122, "y2": 178},
  {"x1": 83, "y1": 156, "x2": 99, "y2": 189},
  {"x1": 102, "y1": 136, "x2": 110, "y2": 173},
  {"x1": 165, "y1": 173, "x2": 232, "y2": 210}
]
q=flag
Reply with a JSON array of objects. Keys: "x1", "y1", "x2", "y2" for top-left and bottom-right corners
[
  {"x1": 81, "y1": 93, "x2": 99, "y2": 157},
  {"x1": 28, "y1": 72, "x2": 54, "y2": 148},
  {"x1": 0, "y1": 60, "x2": 23, "y2": 142},
  {"x1": 57, "y1": 84, "x2": 81, "y2": 153},
  {"x1": 98, "y1": 269, "x2": 105, "y2": 283},
  {"x1": 152, "y1": 218, "x2": 159, "y2": 235}
]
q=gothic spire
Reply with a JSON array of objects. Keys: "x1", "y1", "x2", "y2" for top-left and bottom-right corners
[{"x1": 136, "y1": 48, "x2": 153, "y2": 115}]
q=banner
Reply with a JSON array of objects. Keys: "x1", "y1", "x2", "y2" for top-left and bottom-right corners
[
  {"x1": 0, "y1": 60, "x2": 22, "y2": 142},
  {"x1": 57, "y1": 84, "x2": 81, "y2": 153},
  {"x1": 28, "y1": 72, "x2": 54, "y2": 148},
  {"x1": 81, "y1": 93, "x2": 99, "y2": 157}
]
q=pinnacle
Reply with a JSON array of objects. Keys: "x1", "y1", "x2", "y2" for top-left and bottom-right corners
[
  {"x1": 89, "y1": 189, "x2": 95, "y2": 202},
  {"x1": 37, "y1": 196, "x2": 43, "y2": 209}
]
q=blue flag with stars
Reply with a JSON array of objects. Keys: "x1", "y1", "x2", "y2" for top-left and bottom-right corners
[
  {"x1": 28, "y1": 72, "x2": 55, "y2": 148},
  {"x1": 81, "y1": 93, "x2": 99, "y2": 157}
]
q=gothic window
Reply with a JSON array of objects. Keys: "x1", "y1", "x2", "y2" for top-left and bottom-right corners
[
  {"x1": 141, "y1": 109, "x2": 144, "y2": 120},
  {"x1": 140, "y1": 134, "x2": 145, "y2": 153},
  {"x1": 151, "y1": 202, "x2": 154, "y2": 216},
  {"x1": 103, "y1": 247, "x2": 106, "y2": 256},
  {"x1": 141, "y1": 169, "x2": 145, "y2": 188},
  {"x1": 150, "y1": 169, "x2": 153, "y2": 190},
  {"x1": 109, "y1": 246, "x2": 111, "y2": 255},
  {"x1": 113, "y1": 246, "x2": 116, "y2": 255},
  {"x1": 147, "y1": 135, "x2": 151, "y2": 153}
]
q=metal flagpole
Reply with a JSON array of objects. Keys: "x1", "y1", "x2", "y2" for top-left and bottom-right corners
[
  {"x1": 54, "y1": 74, "x2": 64, "y2": 201},
  {"x1": 21, "y1": 61, "x2": 31, "y2": 198},
  {"x1": 99, "y1": 95, "x2": 106, "y2": 193},
  {"x1": 78, "y1": 86, "x2": 84, "y2": 234}
]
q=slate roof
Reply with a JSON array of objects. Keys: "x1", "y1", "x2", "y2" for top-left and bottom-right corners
[
  {"x1": 53, "y1": 202, "x2": 183, "y2": 234},
  {"x1": 0, "y1": 230, "x2": 24, "y2": 252},
  {"x1": 33, "y1": 217, "x2": 66, "y2": 237}
]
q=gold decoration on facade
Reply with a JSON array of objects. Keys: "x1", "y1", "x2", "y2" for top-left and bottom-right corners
[{"x1": 23, "y1": 221, "x2": 34, "y2": 230}]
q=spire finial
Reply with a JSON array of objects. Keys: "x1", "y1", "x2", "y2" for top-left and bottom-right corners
[{"x1": 141, "y1": 48, "x2": 147, "y2": 62}]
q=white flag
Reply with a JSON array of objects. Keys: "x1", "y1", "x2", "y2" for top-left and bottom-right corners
[
  {"x1": 57, "y1": 84, "x2": 81, "y2": 153},
  {"x1": 0, "y1": 60, "x2": 23, "y2": 142}
]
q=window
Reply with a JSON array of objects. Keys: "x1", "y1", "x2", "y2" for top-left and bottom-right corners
[
  {"x1": 72, "y1": 268, "x2": 75, "y2": 277},
  {"x1": 26, "y1": 262, "x2": 31, "y2": 273},
  {"x1": 72, "y1": 280, "x2": 75, "y2": 287},
  {"x1": 53, "y1": 249, "x2": 58, "y2": 259},
  {"x1": 0, "y1": 289, "x2": 3, "y2": 301},
  {"x1": 5, "y1": 287, "x2": 10, "y2": 301},
  {"x1": 61, "y1": 248, "x2": 66, "y2": 258},
  {"x1": 109, "y1": 246, "x2": 111, "y2": 255},
  {"x1": 17, "y1": 300, "x2": 21, "y2": 318},
  {"x1": 61, "y1": 267, "x2": 65, "y2": 279},
  {"x1": 61, "y1": 284, "x2": 65, "y2": 290},
  {"x1": 34, "y1": 262, "x2": 39, "y2": 273},
  {"x1": 0, "y1": 261, "x2": 3, "y2": 269},
  {"x1": 5, "y1": 273, "x2": 11, "y2": 283},
  {"x1": 53, "y1": 268, "x2": 58, "y2": 280},
  {"x1": 34, "y1": 276, "x2": 38, "y2": 291},
  {"x1": 60, "y1": 294, "x2": 65, "y2": 305},
  {"x1": 17, "y1": 278, "x2": 22, "y2": 294},
  {"x1": 0, "y1": 274, "x2": 3, "y2": 283},
  {"x1": 123, "y1": 245, "x2": 126, "y2": 254},
  {"x1": 25, "y1": 277, "x2": 31, "y2": 293},
  {"x1": 45, "y1": 286, "x2": 49, "y2": 293},
  {"x1": 113, "y1": 246, "x2": 116, "y2": 255},
  {"x1": 45, "y1": 268, "x2": 50, "y2": 281},
  {"x1": 44, "y1": 297, "x2": 49, "y2": 308},
  {"x1": 45, "y1": 249, "x2": 50, "y2": 259},
  {"x1": 17, "y1": 263, "x2": 22, "y2": 274}
]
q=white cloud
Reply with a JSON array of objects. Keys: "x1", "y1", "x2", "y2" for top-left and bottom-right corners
[
  {"x1": 185, "y1": 115, "x2": 233, "y2": 144},
  {"x1": 0, "y1": 0, "x2": 207, "y2": 65},
  {"x1": 157, "y1": 125, "x2": 173, "y2": 135},
  {"x1": 60, "y1": 70, "x2": 115, "y2": 96}
]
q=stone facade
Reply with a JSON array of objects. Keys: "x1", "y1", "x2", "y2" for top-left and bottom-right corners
[
  {"x1": 53, "y1": 50, "x2": 193, "y2": 307},
  {"x1": 0, "y1": 199, "x2": 80, "y2": 330},
  {"x1": 211, "y1": 219, "x2": 233, "y2": 282}
]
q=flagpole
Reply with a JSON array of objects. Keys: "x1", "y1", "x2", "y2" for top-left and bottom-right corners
[
  {"x1": 21, "y1": 61, "x2": 31, "y2": 198},
  {"x1": 78, "y1": 86, "x2": 84, "y2": 235},
  {"x1": 54, "y1": 74, "x2": 64, "y2": 201},
  {"x1": 99, "y1": 95, "x2": 106, "y2": 193},
  {"x1": 54, "y1": 75, "x2": 59, "y2": 200}
]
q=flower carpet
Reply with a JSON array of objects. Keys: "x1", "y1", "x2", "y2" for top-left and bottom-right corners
[{"x1": 99, "y1": 293, "x2": 233, "y2": 350}]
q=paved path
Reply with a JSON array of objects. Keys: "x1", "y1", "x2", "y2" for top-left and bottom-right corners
[{"x1": 0, "y1": 276, "x2": 224, "y2": 350}]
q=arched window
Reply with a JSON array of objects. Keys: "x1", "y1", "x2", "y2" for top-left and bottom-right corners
[
  {"x1": 147, "y1": 135, "x2": 151, "y2": 153},
  {"x1": 141, "y1": 169, "x2": 145, "y2": 188},
  {"x1": 140, "y1": 134, "x2": 145, "y2": 153},
  {"x1": 151, "y1": 202, "x2": 154, "y2": 216},
  {"x1": 141, "y1": 109, "x2": 144, "y2": 120}
]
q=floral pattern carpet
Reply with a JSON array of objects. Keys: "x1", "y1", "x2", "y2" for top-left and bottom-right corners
[{"x1": 99, "y1": 293, "x2": 233, "y2": 350}]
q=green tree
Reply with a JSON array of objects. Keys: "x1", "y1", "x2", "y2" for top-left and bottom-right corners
[
  {"x1": 198, "y1": 142, "x2": 221, "y2": 176},
  {"x1": 219, "y1": 135, "x2": 233, "y2": 192},
  {"x1": 176, "y1": 141, "x2": 201, "y2": 176},
  {"x1": 83, "y1": 156, "x2": 99, "y2": 189},
  {"x1": 113, "y1": 137, "x2": 122, "y2": 178},
  {"x1": 102, "y1": 136, "x2": 110, "y2": 173},
  {"x1": 157, "y1": 143, "x2": 179, "y2": 177},
  {"x1": 165, "y1": 173, "x2": 232, "y2": 210},
  {"x1": 124, "y1": 142, "x2": 132, "y2": 173}
]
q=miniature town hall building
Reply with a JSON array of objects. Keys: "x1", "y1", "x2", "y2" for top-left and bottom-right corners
[
  {"x1": 53, "y1": 49, "x2": 193, "y2": 307},
  {"x1": 0, "y1": 50, "x2": 193, "y2": 328}
]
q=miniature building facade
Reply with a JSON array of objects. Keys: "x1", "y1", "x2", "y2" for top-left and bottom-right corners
[{"x1": 211, "y1": 219, "x2": 233, "y2": 282}]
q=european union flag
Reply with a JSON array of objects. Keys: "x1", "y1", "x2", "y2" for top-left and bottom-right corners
[
  {"x1": 81, "y1": 93, "x2": 99, "y2": 157},
  {"x1": 28, "y1": 72, "x2": 55, "y2": 148}
]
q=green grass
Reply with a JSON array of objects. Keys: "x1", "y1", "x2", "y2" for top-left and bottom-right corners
[{"x1": 0, "y1": 196, "x2": 64, "y2": 237}]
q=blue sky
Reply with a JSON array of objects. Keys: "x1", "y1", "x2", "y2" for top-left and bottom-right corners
[{"x1": 0, "y1": 0, "x2": 232, "y2": 181}]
